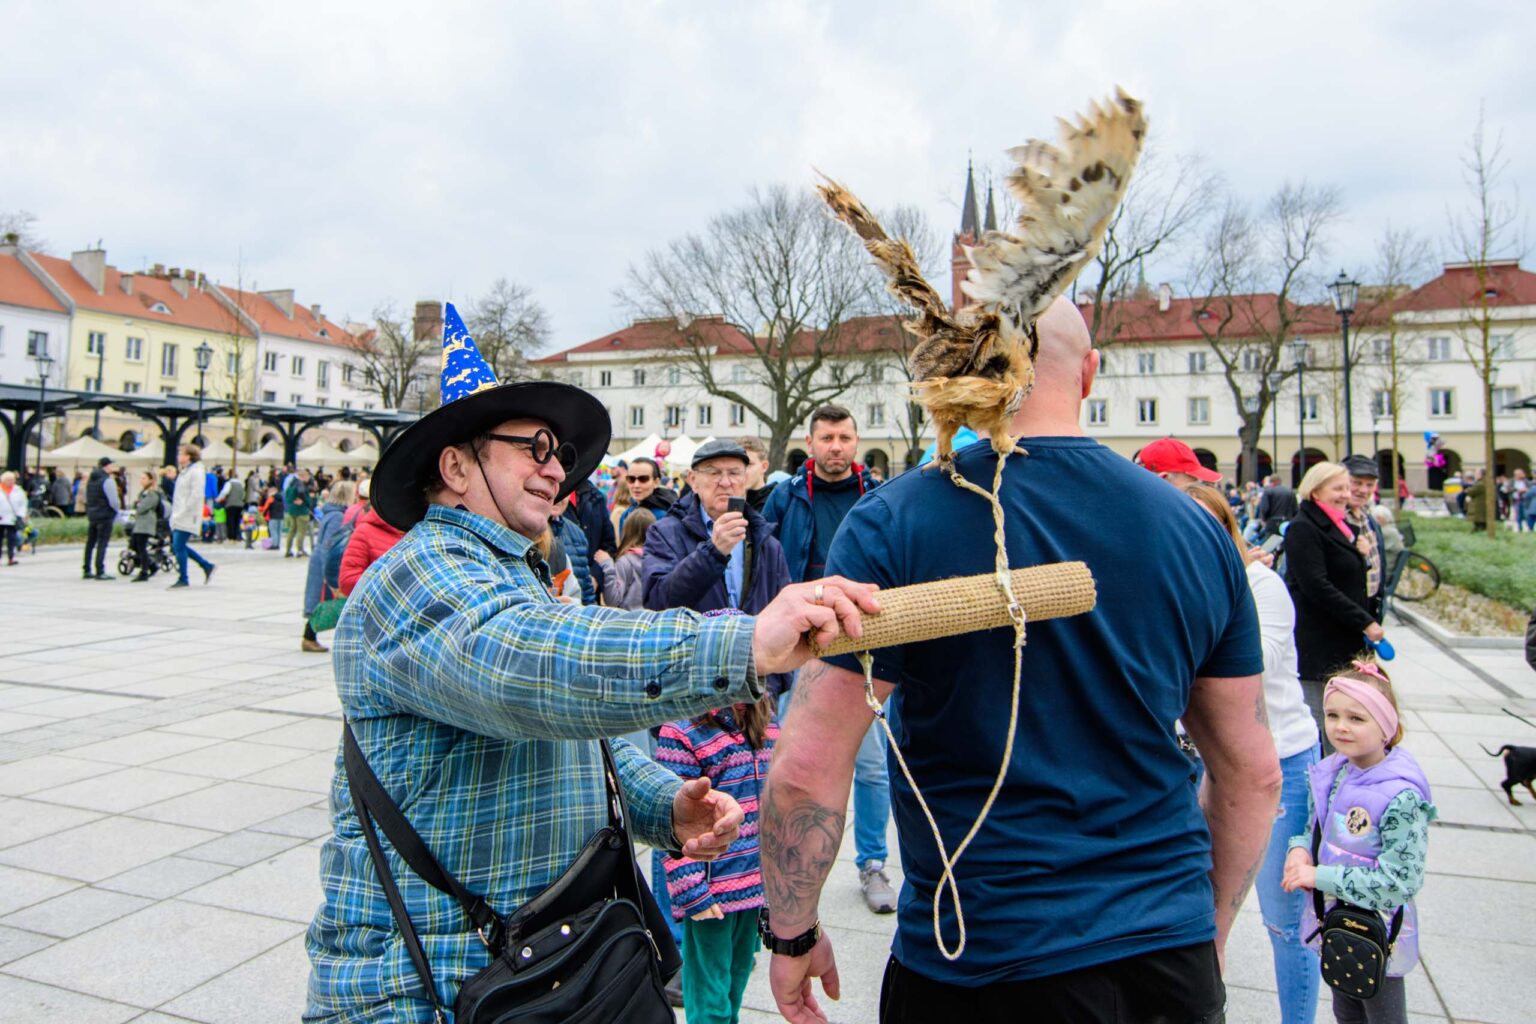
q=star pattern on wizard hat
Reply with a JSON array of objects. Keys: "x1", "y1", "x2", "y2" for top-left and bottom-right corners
[{"x1": 439, "y1": 302, "x2": 500, "y2": 400}]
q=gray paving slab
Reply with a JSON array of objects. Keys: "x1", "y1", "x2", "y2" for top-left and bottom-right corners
[
  {"x1": 159, "y1": 934, "x2": 311, "y2": 1024},
  {"x1": 129, "y1": 780, "x2": 319, "y2": 832},
  {"x1": 0, "y1": 885, "x2": 154, "y2": 938},
  {"x1": 0, "y1": 973, "x2": 143, "y2": 1024},
  {"x1": 60, "y1": 731, "x2": 221, "y2": 766},
  {"x1": 0, "y1": 814, "x2": 221, "y2": 883},
  {"x1": 0, "y1": 925, "x2": 56, "y2": 967},
  {"x1": 30, "y1": 767, "x2": 219, "y2": 813},
  {"x1": 0, "y1": 754, "x2": 112, "y2": 796},
  {"x1": 0, "y1": 796, "x2": 104, "y2": 847},
  {"x1": 178, "y1": 844, "x2": 323, "y2": 924},
  {"x1": 94, "y1": 855, "x2": 239, "y2": 900}
]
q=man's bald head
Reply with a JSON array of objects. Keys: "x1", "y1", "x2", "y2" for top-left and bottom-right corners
[{"x1": 1008, "y1": 296, "x2": 1097, "y2": 437}]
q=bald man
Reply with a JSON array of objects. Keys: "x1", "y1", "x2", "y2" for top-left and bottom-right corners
[{"x1": 759, "y1": 298, "x2": 1278, "y2": 1024}]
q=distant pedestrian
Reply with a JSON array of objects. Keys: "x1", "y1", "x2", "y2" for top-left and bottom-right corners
[
  {"x1": 284, "y1": 468, "x2": 315, "y2": 557},
  {"x1": 261, "y1": 486, "x2": 284, "y2": 549},
  {"x1": 1258, "y1": 473, "x2": 1301, "y2": 540},
  {"x1": 47, "y1": 470, "x2": 71, "y2": 514},
  {"x1": 169, "y1": 444, "x2": 215, "y2": 588},
  {"x1": 0, "y1": 470, "x2": 26, "y2": 566},
  {"x1": 301, "y1": 480, "x2": 357, "y2": 653},
  {"x1": 82, "y1": 456, "x2": 121, "y2": 580},
  {"x1": 217, "y1": 471, "x2": 246, "y2": 543},
  {"x1": 738, "y1": 436, "x2": 776, "y2": 513},
  {"x1": 130, "y1": 470, "x2": 164, "y2": 581},
  {"x1": 335, "y1": 479, "x2": 404, "y2": 596}
]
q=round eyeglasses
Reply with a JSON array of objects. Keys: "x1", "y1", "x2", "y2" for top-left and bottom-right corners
[{"x1": 483, "y1": 429, "x2": 578, "y2": 472}]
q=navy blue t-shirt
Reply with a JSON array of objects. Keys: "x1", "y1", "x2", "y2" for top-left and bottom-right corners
[{"x1": 823, "y1": 436, "x2": 1261, "y2": 986}]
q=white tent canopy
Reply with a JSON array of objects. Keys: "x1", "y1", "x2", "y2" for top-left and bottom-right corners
[
  {"x1": 245, "y1": 439, "x2": 288, "y2": 465},
  {"x1": 40, "y1": 435, "x2": 158, "y2": 469},
  {"x1": 347, "y1": 442, "x2": 380, "y2": 466},
  {"x1": 610, "y1": 433, "x2": 663, "y2": 464},
  {"x1": 295, "y1": 439, "x2": 353, "y2": 467},
  {"x1": 662, "y1": 435, "x2": 716, "y2": 470},
  {"x1": 191, "y1": 438, "x2": 241, "y2": 465}
]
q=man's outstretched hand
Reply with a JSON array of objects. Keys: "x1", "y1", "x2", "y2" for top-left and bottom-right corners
[
  {"x1": 672, "y1": 777, "x2": 743, "y2": 861},
  {"x1": 770, "y1": 931, "x2": 840, "y2": 1024},
  {"x1": 751, "y1": 576, "x2": 881, "y2": 675}
]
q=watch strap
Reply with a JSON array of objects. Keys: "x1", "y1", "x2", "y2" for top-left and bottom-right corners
[{"x1": 757, "y1": 907, "x2": 820, "y2": 957}]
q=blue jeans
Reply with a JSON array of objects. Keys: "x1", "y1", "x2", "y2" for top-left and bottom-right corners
[
  {"x1": 1257, "y1": 744, "x2": 1321, "y2": 1024},
  {"x1": 171, "y1": 529, "x2": 212, "y2": 584}
]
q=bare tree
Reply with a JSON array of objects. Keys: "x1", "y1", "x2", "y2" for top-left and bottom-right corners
[
  {"x1": 346, "y1": 305, "x2": 438, "y2": 410},
  {"x1": 1448, "y1": 106, "x2": 1526, "y2": 537},
  {"x1": 1189, "y1": 182, "x2": 1342, "y2": 483},
  {"x1": 465, "y1": 277, "x2": 550, "y2": 382},
  {"x1": 212, "y1": 264, "x2": 262, "y2": 473},
  {"x1": 1355, "y1": 227, "x2": 1435, "y2": 505},
  {"x1": 0, "y1": 210, "x2": 47, "y2": 252},
  {"x1": 620, "y1": 185, "x2": 880, "y2": 467},
  {"x1": 1073, "y1": 147, "x2": 1222, "y2": 346}
]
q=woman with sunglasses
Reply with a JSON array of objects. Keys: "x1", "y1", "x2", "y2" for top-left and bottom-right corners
[{"x1": 619, "y1": 455, "x2": 677, "y2": 530}]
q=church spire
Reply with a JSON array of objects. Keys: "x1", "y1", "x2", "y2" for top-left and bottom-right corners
[
  {"x1": 958, "y1": 159, "x2": 982, "y2": 240},
  {"x1": 983, "y1": 183, "x2": 998, "y2": 232}
]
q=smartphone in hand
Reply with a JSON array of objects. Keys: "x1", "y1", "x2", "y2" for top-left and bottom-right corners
[{"x1": 726, "y1": 496, "x2": 747, "y2": 516}]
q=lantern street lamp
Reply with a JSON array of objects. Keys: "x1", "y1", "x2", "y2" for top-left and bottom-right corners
[
  {"x1": 1267, "y1": 371, "x2": 1284, "y2": 479},
  {"x1": 195, "y1": 341, "x2": 214, "y2": 444},
  {"x1": 1328, "y1": 270, "x2": 1360, "y2": 456},
  {"x1": 1293, "y1": 338, "x2": 1310, "y2": 486},
  {"x1": 33, "y1": 342, "x2": 54, "y2": 483}
]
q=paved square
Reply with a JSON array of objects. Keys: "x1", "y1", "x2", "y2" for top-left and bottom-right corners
[{"x1": 1, "y1": 543, "x2": 1533, "y2": 1022}]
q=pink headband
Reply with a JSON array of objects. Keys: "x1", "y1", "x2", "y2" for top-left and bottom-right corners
[{"x1": 1324, "y1": 673, "x2": 1399, "y2": 746}]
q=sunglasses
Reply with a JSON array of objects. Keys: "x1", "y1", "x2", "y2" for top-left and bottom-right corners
[
  {"x1": 628, "y1": 474, "x2": 654, "y2": 483},
  {"x1": 483, "y1": 429, "x2": 578, "y2": 472}
]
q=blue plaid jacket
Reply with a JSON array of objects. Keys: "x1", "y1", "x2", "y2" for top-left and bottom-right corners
[{"x1": 305, "y1": 504, "x2": 760, "y2": 1023}]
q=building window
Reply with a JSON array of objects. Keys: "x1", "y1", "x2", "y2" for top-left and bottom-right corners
[
  {"x1": 315, "y1": 397, "x2": 328, "y2": 406},
  {"x1": 263, "y1": 351, "x2": 280, "y2": 373},
  {"x1": 291, "y1": 355, "x2": 305, "y2": 377},
  {"x1": 1241, "y1": 348, "x2": 1262, "y2": 372},
  {"x1": 867, "y1": 403, "x2": 886, "y2": 427},
  {"x1": 87, "y1": 331, "x2": 105, "y2": 356},
  {"x1": 629, "y1": 406, "x2": 645, "y2": 429},
  {"x1": 342, "y1": 364, "x2": 355, "y2": 384},
  {"x1": 565, "y1": 370, "x2": 583, "y2": 387},
  {"x1": 226, "y1": 352, "x2": 241, "y2": 376},
  {"x1": 150, "y1": 301, "x2": 172, "y2": 315},
  {"x1": 1493, "y1": 386, "x2": 1518, "y2": 415},
  {"x1": 1087, "y1": 399, "x2": 1107, "y2": 425},
  {"x1": 667, "y1": 366, "x2": 682, "y2": 386},
  {"x1": 697, "y1": 404, "x2": 713, "y2": 427},
  {"x1": 160, "y1": 343, "x2": 179, "y2": 377},
  {"x1": 1429, "y1": 388, "x2": 1454, "y2": 417},
  {"x1": 1097, "y1": 350, "x2": 1109, "y2": 375},
  {"x1": 83, "y1": 375, "x2": 102, "y2": 392},
  {"x1": 1302, "y1": 395, "x2": 1320, "y2": 422},
  {"x1": 160, "y1": 385, "x2": 175, "y2": 394},
  {"x1": 126, "y1": 336, "x2": 144, "y2": 361},
  {"x1": 1136, "y1": 398, "x2": 1158, "y2": 425},
  {"x1": 1371, "y1": 390, "x2": 1393, "y2": 418},
  {"x1": 1371, "y1": 338, "x2": 1392, "y2": 363},
  {"x1": 1187, "y1": 351, "x2": 1206, "y2": 374},
  {"x1": 870, "y1": 364, "x2": 886, "y2": 384},
  {"x1": 633, "y1": 368, "x2": 646, "y2": 387},
  {"x1": 1491, "y1": 333, "x2": 1515, "y2": 360},
  {"x1": 27, "y1": 330, "x2": 47, "y2": 357},
  {"x1": 291, "y1": 393, "x2": 304, "y2": 404},
  {"x1": 1426, "y1": 336, "x2": 1452, "y2": 361},
  {"x1": 341, "y1": 400, "x2": 353, "y2": 409},
  {"x1": 731, "y1": 363, "x2": 748, "y2": 384},
  {"x1": 729, "y1": 403, "x2": 746, "y2": 427},
  {"x1": 1187, "y1": 397, "x2": 1210, "y2": 425},
  {"x1": 263, "y1": 390, "x2": 277, "y2": 403},
  {"x1": 317, "y1": 361, "x2": 331, "y2": 389},
  {"x1": 123, "y1": 381, "x2": 142, "y2": 394},
  {"x1": 599, "y1": 370, "x2": 612, "y2": 388},
  {"x1": 665, "y1": 404, "x2": 685, "y2": 429},
  {"x1": 1136, "y1": 352, "x2": 1156, "y2": 375}
]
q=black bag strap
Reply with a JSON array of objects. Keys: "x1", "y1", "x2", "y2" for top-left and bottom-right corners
[{"x1": 1310, "y1": 817, "x2": 1406, "y2": 947}]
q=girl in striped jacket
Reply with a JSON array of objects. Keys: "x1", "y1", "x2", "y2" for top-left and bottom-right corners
[{"x1": 656, "y1": 697, "x2": 777, "y2": 1024}]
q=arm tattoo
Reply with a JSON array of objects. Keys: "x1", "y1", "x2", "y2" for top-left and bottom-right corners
[
  {"x1": 760, "y1": 780, "x2": 844, "y2": 924},
  {"x1": 1254, "y1": 689, "x2": 1270, "y2": 727}
]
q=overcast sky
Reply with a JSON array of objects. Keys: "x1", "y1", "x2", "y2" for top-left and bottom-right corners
[{"x1": 4, "y1": 1, "x2": 1531, "y2": 352}]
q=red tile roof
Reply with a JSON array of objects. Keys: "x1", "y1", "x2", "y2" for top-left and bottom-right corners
[
  {"x1": 1086, "y1": 293, "x2": 1344, "y2": 345},
  {"x1": 534, "y1": 314, "x2": 931, "y2": 364},
  {"x1": 1395, "y1": 261, "x2": 1536, "y2": 313},
  {"x1": 0, "y1": 252, "x2": 67, "y2": 313},
  {"x1": 217, "y1": 286, "x2": 357, "y2": 349},
  {"x1": 28, "y1": 253, "x2": 253, "y2": 337}
]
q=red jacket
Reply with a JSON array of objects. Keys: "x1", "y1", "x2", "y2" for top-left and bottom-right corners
[{"x1": 337, "y1": 507, "x2": 405, "y2": 596}]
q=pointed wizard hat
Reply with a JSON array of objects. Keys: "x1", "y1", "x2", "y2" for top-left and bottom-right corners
[{"x1": 371, "y1": 302, "x2": 610, "y2": 530}]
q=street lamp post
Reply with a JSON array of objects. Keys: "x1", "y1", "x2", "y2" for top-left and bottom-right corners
[
  {"x1": 1267, "y1": 371, "x2": 1284, "y2": 480},
  {"x1": 92, "y1": 331, "x2": 106, "y2": 436},
  {"x1": 33, "y1": 342, "x2": 54, "y2": 484},
  {"x1": 1328, "y1": 270, "x2": 1360, "y2": 457},
  {"x1": 195, "y1": 341, "x2": 214, "y2": 445},
  {"x1": 1293, "y1": 338, "x2": 1309, "y2": 486}
]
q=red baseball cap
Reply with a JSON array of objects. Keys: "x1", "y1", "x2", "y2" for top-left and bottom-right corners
[{"x1": 1136, "y1": 437, "x2": 1221, "y2": 482}]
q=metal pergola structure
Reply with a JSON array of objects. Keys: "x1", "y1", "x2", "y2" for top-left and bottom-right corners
[{"x1": 0, "y1": 386, "x2": 420, "y2": 472}]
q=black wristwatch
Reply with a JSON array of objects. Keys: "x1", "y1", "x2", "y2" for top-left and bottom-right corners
[{"x1": 757, "y1": 907, "x2": 821, "y2": 957}]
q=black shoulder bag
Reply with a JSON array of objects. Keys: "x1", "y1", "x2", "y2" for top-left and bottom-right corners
[
  {"x1": 1307, "y1": 827, "x2": 1403, "y2": 1001},
  {"x1": 343, "y1": 722, "x2": 681, "y2": 1023}
]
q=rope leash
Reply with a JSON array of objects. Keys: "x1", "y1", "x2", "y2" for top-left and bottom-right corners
[{"x1": 857, "y1": 444, "x2": 1027, "y2": 961}]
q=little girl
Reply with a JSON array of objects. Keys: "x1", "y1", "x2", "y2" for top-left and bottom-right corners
[
  {"x1": 655, "y1": 696, "x2": 777, "y2": 1024},
  {"x1": 1282, "y1": 660, "x2": 1437, "y2": 1024}
]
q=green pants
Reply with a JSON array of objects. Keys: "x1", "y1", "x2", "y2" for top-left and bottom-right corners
[
  {"x1": 681, "y1": 910, "x2": 760, "y2": 1024},
  {"x1": 284, "y1": 513, "x2": 311, "y2": 554}
]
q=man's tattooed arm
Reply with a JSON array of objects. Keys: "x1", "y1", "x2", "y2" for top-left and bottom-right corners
[{"x1": 759, "y1": 782, "x2": 845, "y2": 936}]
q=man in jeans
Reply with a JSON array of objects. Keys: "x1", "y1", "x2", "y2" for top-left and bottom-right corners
[
  {"x1": 284, "y1": 468, "x2": 315, "y2": 557},
  {"x1": 762, "y1": 405, "x2": 895, "y2": 915},
  {"x1": 81, "y1": 456, "x2": 120, "y2": 580},
  {"x1": 168, "y1": 444, "x2": 215, "y2": 588}
]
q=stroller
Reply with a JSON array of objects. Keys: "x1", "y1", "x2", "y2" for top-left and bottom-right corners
[{"x1": 117, "y1": 517, "x2": 176, "y2": 578}]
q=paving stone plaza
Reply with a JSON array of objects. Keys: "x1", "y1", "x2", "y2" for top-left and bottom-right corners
[{"x1": 0, "y1": 544, "x2": 1533, "y2": 1023}]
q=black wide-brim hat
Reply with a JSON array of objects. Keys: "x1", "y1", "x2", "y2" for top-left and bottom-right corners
[{"x1": 371, "y1": 381, "x2": 611, "y2": 531}]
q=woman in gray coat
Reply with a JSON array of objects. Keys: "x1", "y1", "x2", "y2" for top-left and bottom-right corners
[{"x1": 130, "y1": 471, "x2": 163, "y2": 581}]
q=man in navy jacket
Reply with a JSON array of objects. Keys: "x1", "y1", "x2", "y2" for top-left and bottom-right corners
[{"x1": 643, "y1": 440, "x2": 793, "y2": 699}]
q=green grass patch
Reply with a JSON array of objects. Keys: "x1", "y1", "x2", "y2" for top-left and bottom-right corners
[
  {"x1": 29, "y1": 516, "x2": 108, "y2": 547},
  {"x1": 1403, "y1": 513, "x2": 1536, "y2": 611}
]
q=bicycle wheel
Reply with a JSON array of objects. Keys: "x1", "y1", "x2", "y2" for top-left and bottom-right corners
[
  {"x1": 117, "y1": 551, "x2": 135, "y2": 577},
  {"x1": 1393, "y1": 552, "x2": 1440, "y2": 602}
]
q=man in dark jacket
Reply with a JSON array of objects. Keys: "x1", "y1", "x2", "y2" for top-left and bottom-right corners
[
  {"x1": 82, "y1": 456, "x2": 120, "y2": 580},
  {"x1": 562, "y1": 478, "x2": 617, "y2": 598},
  {"x1": 1256, "y1": 474, "x2": 1299, "y2": 539},
  {"x1": 550, "y1": 498, "x2": 596, "y2": 605},
  {"x1": 1343, "y1": 454, "x2": 1388, "y2": 620},
  {"x1": 642, "y1": 439, "x2": 793, "y2": 698}
]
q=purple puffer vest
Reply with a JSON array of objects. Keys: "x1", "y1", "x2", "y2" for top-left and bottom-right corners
[{"x1": 1302, "y1": 748, "x2": 1432, "y2": 976}]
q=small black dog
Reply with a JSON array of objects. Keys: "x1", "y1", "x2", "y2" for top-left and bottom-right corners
[{"x1": 1481, "y1": 743, "x2": 1536, "y2": 805}]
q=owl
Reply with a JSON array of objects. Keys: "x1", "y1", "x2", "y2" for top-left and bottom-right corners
[{"x1": 818, "y1": 88, "x2": 1146, "y2": 466}]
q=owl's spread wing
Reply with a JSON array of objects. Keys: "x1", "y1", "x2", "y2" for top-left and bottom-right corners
[
  {"x1": 961, "y1": 88, "x2": 1146, "y2": 329},
  {"x1": 815, "y1": 174, "x2": 952, "y2": 327}
]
